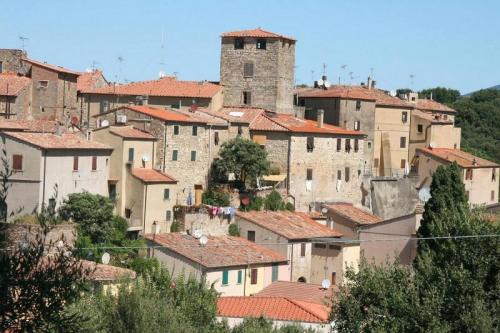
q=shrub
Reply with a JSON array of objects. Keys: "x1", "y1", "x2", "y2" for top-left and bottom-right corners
[
  {"x1": 228, "y1": 224, "x2": 240, "y2": 237},
  {"x1": 170, "y1": 220, "x2": 180, "y2": 232},
  {"x1": 202, "y1": 188, "x2": 230, "y2": 206},
  {"x1": 264, "y1": 191, "x2": 285, "y2": 211}
]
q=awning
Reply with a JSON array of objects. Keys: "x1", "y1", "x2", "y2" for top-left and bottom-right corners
[{"x1": 262, "y1": 174, "x2": 287, "y2": 182}]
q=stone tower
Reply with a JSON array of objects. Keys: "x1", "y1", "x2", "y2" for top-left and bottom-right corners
[{"x1": 220, "y1": 28, "x2": 295, "y2": 114}]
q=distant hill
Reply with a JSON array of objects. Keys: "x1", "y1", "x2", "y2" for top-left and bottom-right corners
[{"x1": 464, "y1": 84, "x2": 500, "y2": 96}]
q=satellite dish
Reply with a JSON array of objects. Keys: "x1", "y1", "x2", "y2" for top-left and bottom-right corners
[
  {"x1": 100, "y1": 120, "x2": 109, "y2": 127},
  {"x1": 101, "y1": 252, "x2": 110, "y2": 265},
  {"x1": 418, "y1": 187, "x2": 431, "y2": 203},
  {"x1": 199, "y1": 235, "x2": 208, "y2": 246},
  {"x1": 193, "y1": 229, "x2": 202, "y2": 239},
  {"x1": 324, "y1": 81, "x2": 331, "y2": 88},
  {"x1": 321, "y1": 279, "x2": 331, "y2": 289},
  {"x1": 429, "y1": 142, "x2": 436, "y2": 149},
  {"x1": 321, "y1": 207, "x2": 328, "y2": 214},
  {"x1": 317, "y1": 79, "x2": 324, "y2": 87},
  {"x1": 142, "y1": 154, "x2": 149, "y2": 162}
]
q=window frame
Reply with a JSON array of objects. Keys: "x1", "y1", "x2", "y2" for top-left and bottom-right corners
[
  {"x1": 12, "y1": 154, "x2": 23, "y2": 171},
  {"x1": 345, "y1": 167, "x2": 350, "y2": 182},
  {"x1": 73, "y1": 156, "x2": 79, "y2": 171},
  {"x1": 355, "y1": 100, "x2": 361, "y2": 111},
  {"x1": 243, "y1": 91, "x2": 252, "y2": 105},
  {"x1": 345, "y1": 138, "x2": 351, "y2": 152},
  {"x1": 272, "y1": 264, "x2": 279, "y2": 282},
  {"x1": 164, "y1": 188, "x2": 170, "y2": 200},
  {"x1": 354, "y1": 120, "x2": 360, "y2": 131},
  {"x1": 417, "y1": 124, "x2": 423, "y2": 133},
  {"x1": 402, "y1": 111, "x2": 408, "y2": 123},
  {"x1": 222, "y1": 270, "x2": 229, "y2": 286},
  {"x1": 192, "y1": 126, "x2": 198, "y2": 136},
  {"x1": 234, "y1": 38, "x2": 244, "y2": 49},
  {"x1": 306, "y1": 168, "x2": 313, "y2": 181},
  {"x1": 300, "y1": 243, "x2": 306, "y2": 257},
  {"x1": 256, "y1": 39, "x2": 267, "y2": 50},
  {"x1": 250, "y1": 268, "x2": 258, "y2": 285},
  {"x1": 243, "y1": 62, "x2": 254, "y2": 78},
  {"x1": 91, "y1": 156, "x2": 97, "y2": 171},
  {"x1": 336, "y1": 138, "x2": 342, "y2": 152},
  {"x1": 38, "y1": 80, "x2": 49, "y2": 89},
  {"x1": 237, "y1": 270, "x2": 243, "y2": 284},
  {"x1": 191, "y1": 150, "x2": 197, "y2": 161},
  {"x1": 172, "y1": 150, "x2": 178, "y2": 161},
  {"x1": 247, "y1": 230, "x2": 256, "y2": 242},
  {"x1": 354, "y1": 139, "x2": 359, "y2": 152},
  {"x1": 400, "y1": 136, "x2": 406, "y2": 148},
  {"x1": 128, "y1": 148, "x2": 134, "y2": 162},
  {"x1": 306, "y1": 136, "x2": 314, "y2": 152}
]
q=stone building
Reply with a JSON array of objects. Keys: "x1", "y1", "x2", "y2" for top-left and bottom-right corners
[
  {"x1": 92, "y1": 125, "x2": 178, "y2": 234},
  {"x1": 220, "y1": 28, "x2": 295, "y2": 114},
  {"x1": 81, "y1": 76, "x2": 223, "y2": 128},
  {"x1": 0, "y1": 49, "x2": 28, "y2": 74},
  {"x1": 77, "y1": 69, "x2": 108, "y2": 126},
  {"x1": 297, "y1": 80, "x2": 413, "y2": 177},
  {"x1": 0, "y1": 73, "x2": 32, "y2": 119}
]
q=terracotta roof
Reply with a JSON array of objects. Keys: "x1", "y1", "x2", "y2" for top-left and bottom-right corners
[
  {"x1": 131, "y1": 168, "x2": 177, "y2": 183},
  {"x1": 236, "y1": 210, "x2": 342, "y2": 240},
  {"x1": 0, "y1": 120, "x2": 59, "y2": 133},
  {"x1": 221, "y1": 28, "x2": 296, "y2": 42},
  {"x1": 88, "y1": 76, "x2": 222, "y2": 98},
  {"x1": 217, "y1": 106, "x2": 267, "y2": 124},
  {"x1": 250, "y1": 114, "x2": 289, "y2": 132},
  {"x1": 324, "y1": 203, "x2": 383, "y2": 225},
  {"x1": 256, "y1": 281, "x2": 334, "y2": 305},
  {"x1": 412, "y1": 109, "x2": 454, "y2": 124},
  {"x1": 270, "y1": 113, "x2": 365, "y2": 136},
  {"x1": 77, "y1": 70, "x2": 108, "y2": 93},
  {"x1": 217, "y1": 297, "x2": 328, "y2": 323},
  {"x1": 172, "y1": 108, "x2": 229, "y2": 126},
  {"x1": 145, "y1": 233, "x2": 287, "y2": 268},
  {"x1": 0, "y1": 73, "x2": 31, "y2": 96},
  {"x1": 101, "y1": 105, "x2": 207, "y2": 124},
  {"x1": 109, "y1": 126, "x2": 156, "y2": 140},
  {"x1": 22, "y1": 57, "x2": 80, "y2": 76},
  {"x1": 417, "y1": 148, "x2": 499, "y2": 168},
  {"x1": 415, "y1": 99, "x2": 455, "y2": 113},
  {"x1": 300, "y1": 85, "x2": 413, "y2": 108},
  {"x1": 81, "y1": 260, "x2": 137, "y2": 281},
  {"x1": 1, "y1": 131, "x2": 113, "y2": 150}
]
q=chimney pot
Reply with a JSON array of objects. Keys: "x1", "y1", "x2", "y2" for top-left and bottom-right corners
[{"x1": 317, "y1": 109, "x2": 324, "y2": 128}]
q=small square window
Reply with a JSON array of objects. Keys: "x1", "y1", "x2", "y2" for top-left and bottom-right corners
[
  {"x1": 307, "y1": 168, "x2": 313, "y2": 181},
  {"x1": 256, "y1": 39, "x2": 266, "y2": 50},
  {"x1": 355, "y1": 100, "x2": 361, "y2": 111},
  {"x1": 172, "y1": 150, "x2": 178, "y2": 161},
  {"x1": 173, "y1": 125, "x2": 179, "y2": 135},
  {"x1": 192, "y1": 126, "x2": 197, "y2": 136},
  {"x1": 73, "y1": 156, "x2": 79, "y2": 171},
  {"x1": 402, "y1": 111, "x2": 408, "y2": 123},
  {"x1": 164, "y1": 188, "x2": 170, "y2": 200},
  {"x1": 38, "y1": 80, "x2": 48, "y2": 89},
  {"x1": 306, "y1": 137, "x2": 314, "y2": 152},
  {"x1": 417, "y1": 124, "x2": 423, "y2": 133},
  {"x1": 191, "y1": 151, "x2": 197, "y2": 161},
  {"x1": 243, "y1": 91, "x2": 252, "y2": 105},
  {"x1": 234, "y1": 38, "x2": 244, "y2": 49}
]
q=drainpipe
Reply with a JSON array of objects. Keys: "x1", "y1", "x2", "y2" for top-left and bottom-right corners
[
  {"x1": 41, "y1": 150, "x2": 47, "y2": 210},
  {"x1": 151, "y1": 140, "x2": 155, "y2": 168},
  {"x1": 243, "y1": 267, "x2": 247, "y2": 296},
  {"x1": 289, "y1": 243, "x2": 294, "y2": 281}
]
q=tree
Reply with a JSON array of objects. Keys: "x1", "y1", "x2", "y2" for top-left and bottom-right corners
[
  {"x1": 419, "y1": 87, "x2": 460, "y2": 104},
  {"x1": 264, "y1": 190, "x2": 286, "y2": 211},
  {"x1": 212, "y1": 137, "x2": 270, "y2": 187},
  {"x1": 396, "y1": 88, "x2": 412, "y2": 97},
  {"x1": 202, "y1": 187, "x2": 230, "y2": 206}
]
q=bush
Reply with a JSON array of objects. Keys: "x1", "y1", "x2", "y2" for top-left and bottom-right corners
[
  {"x1": 285, "y1": 202, "x2": 295, "y2": 211},
  {"x1": 245, "y1": 196, "x2": 264, "y2": 211},
  {"x1": 264, "y1": 191, "x2": 285, "y2": 211},
  {"x1": 228, "y1": 224, "x2": 240, "y2": 237},
  {"x1": 202, "y1": 188, "x2": 230, "y2": 206},
  {"x1": 170, "y1": 220, "x2": 180, "y2": 232}
]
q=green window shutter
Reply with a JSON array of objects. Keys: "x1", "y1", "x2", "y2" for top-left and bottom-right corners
[
  {"x1": 237, "y1": 270, "x2": 242, "y2": 284},
  {"x1": 192, "y1": 126, "x2": 197, "y2": 136},
  {"x1": 164, "y1": 188, "x2": 170, "y2": 199},
  {"x1": 272, "y1": 264, "x2": 278, "y2": 282},
  {"x1": 128, "y1": 148, "x2": 134, "y2": 162},
  {"x1": 191, "y1": 151, "x2": 196, "y2": 161},
  {"x1": 172, "y1": 150, "x2": 178, "y2": 161},
  {"x1": 222, "y1": 270, "x2": 229, "y2": 285}
]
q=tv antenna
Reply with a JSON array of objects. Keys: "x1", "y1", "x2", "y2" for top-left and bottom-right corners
[
  {"x1": 19, "y1": 36, "x2": 29, "y2": 52},
  {"x1": 409, "y1": 74, "x2": 415, "y2": 90},
  {"x1": 116, "y1": 56, "x2": 125, "y2": 83},
  {"x1": 340, "y1": 64, "x2": 347, "y2": 84},
  {"x1": 322, "y1": 63, "x2": 327, "y2": 76},
  {"x1": 91, "y1": 60, "x2": 98, "y2": 71},
  {"x1": 311, "y1": 70, "x2": 315, "y2": 84}
]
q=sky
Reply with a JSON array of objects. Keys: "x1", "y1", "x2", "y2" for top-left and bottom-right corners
[{"x1": 1, "y1": 0, "x2": 499, "y2": 94}]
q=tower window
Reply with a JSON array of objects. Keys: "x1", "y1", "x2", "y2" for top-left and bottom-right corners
[
  {"x1": 234, "y1": 38, "x2": 244, "y2": 49},
  {"x1": 417, "y1": 124, "x2": 423, "y2": 133},
  {"x1": 355, "y1": 100, "x2": 361, "y2": 111},
  {"x1": 306, "y1": 137, "x2": 314, "y2": 152},
  {"x1": 243, "y1": 91, "x2": 252, "y2": 105},
  {"x1": 256, "y1": 39, "x2": 267, "y2": 50},
  {"x1": 402, "y1": 111, "x2": 408, "y2": 123},
  {"x1": 243, "y1": 62, "x2": 254, "y2": 77},
  {"x1": 400, "y1": 137, "x2": 406, "y2": 148},
  {"x1": 354, "y1": 139, "x2": 359, "y2": 152},
  {"x1": 306, "y1": 168, "x2": 313, "y2": 181}
]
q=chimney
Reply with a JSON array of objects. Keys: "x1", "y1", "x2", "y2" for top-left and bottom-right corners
[
  {"x1": 317, "y1": 109, "x2": 324, "y2": 128},
  {"x1": 367, "y1": 76, "x2": 373, "y2": 90}
]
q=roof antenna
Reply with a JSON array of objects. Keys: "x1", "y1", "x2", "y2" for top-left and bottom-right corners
[
  {"x1": 116, "y1": 56, "x2": 125, "y2": 83},
  {"x1": 409, "y1": 74, "x2": 415, "y2": 91},
  {"x1": 19, "y1": 36, "x2": 29, "y2": 52}
]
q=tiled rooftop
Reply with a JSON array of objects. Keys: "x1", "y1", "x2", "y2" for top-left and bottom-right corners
[
  {"x1": 81, "y1": 260, "x2": 137, "y2": 281},
  {"x1": 412, "y1": 109, "x2": 454, "y2": 124},
  {"x1": 217, "y1": 106, "x2": 267, "y2": 124},
  {"x1": 22, "y1": 57, "x2": 80, "y2": 76},
  {"x1": 417, "y1": 148, "x2": 499, "y2": 168},
  {"x1": 256, "y1": 281, "x2": 334, "y2": 305},
  {"x1": 77, "y1": 70, "x2": 107, "y2": 93},
  {"x1": 415, "y1": 99, "x2": 456, "y2": 113},
  {"x1": 324, "y1": 203, "x2": 383, "y2": 225},
  {"x1": 221, "y1": 28, "x2": 296, "y2": 41},
  {"x1": 88, "y1": 76, "x2": 222, "y2": 98},
  {"x1": 217, "y1": 296, "x2": 328, "y2": 323},
  {"x1": 2, "y1": 131, "x2": 113, "y2": 150},
  {"x1": 103, "y1": 105, "x2": 207, "y2": 124},
  {"x1": 0, "y1": 73, "x2": 31, "y2": 96},
  {"x1": 131, "y1": 168, "x2": 177, "y2": 184},
  {"x1": 236, "y1": 210, "x2": 342, "y2": 240},
  {"x1": 270, "y1": 113, "x2": 366, "y2": 136},
  {"x1": 145, "y1": 233, "x2": 287, "y2": 268},
  {"x1": 109, "y1": 126, "x2": 156, "y2": 140}
]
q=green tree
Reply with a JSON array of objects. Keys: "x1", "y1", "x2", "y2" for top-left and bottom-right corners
[
  {"x1": 264, "y1": 190, "x2": 286, "y2": 211},
  {"x1": 419, "y1": 87, "x2": 461, "y2": 104},
  {"x1": 228, "y1": 223, "x2": 240, "y2": 236},
  {"x1": 202, "y1": 187, "x2": 231, "y2": 206},
  {"x1": 212, "y1": 137, "x2": 270, "y2": 187}
]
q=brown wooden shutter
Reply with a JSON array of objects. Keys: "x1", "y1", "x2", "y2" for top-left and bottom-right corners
[
  {"x1": 12, "y1": 154, "x2": 23, "y2": 171},
  {"x1": 73, "y1": 156, "x2": 79, "y2": 171},
  {"x1": 250, "y1": 268, "x2": 258, "y2": 284},
  {"x1": 92, "y1": 156, "x2": 97, "y2": 171}
]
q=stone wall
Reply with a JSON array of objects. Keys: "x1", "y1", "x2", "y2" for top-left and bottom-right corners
[
  {"x1": 0, "y1": 82, "x2": 31, "y2": 119},
  {"x1": 370, "y1": 177, "x2": 419, "y2": 220},
  {"x1": 183, "y1": 210, "x2": 232, "y2": 236},
  {"x1": 0, "y1": 49, "x2": 27, "y2": 74},
  {"x1": 1, "y1": 222, "x2": 76, "y2": 252}
]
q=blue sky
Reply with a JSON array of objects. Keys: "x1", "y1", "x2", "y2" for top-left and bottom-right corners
[{"x1": 1, "y1": 0, "x2": 499, "y2": 94}]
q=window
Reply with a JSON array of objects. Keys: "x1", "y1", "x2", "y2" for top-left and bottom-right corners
[
  {"x1": 92, "y1": 156, "x2": 97, "y2": 171},
  {"x1": 192, "y1": 126, "x2": 198, "y2": 136},
  {"x1": 354, "y1": 121, "x2": 360, "y2": 131},
  {"x1": 401, "y1": 159, "x2": 406, "y2": 169},
  {"x1": 173, "y1": 125, "x2": 179, "y2": 135},
  {"x1": 417, "y1": 124, "x2": 423, "y2": 133},
  {"x1": 247, "y1": 230, "x2": 256, "y2": 242},
  {"x1": 166, "y1": 210, "x2": 172, "y2": 221},
  {"x1": 374, "y1": 158, "x2": 379, "y2": 168},
  {"x1": 222, "y1": 270, "x2": 229, "y2": 285},
  {"x1": 355, "y1": 100, "x2": 361, "y2": 111},
  {"x1": 38, "y1": 80, "x2": 48, "y2": 89},
  {"x1": 99, "y1": 100, "x2": 109, "y2": 114},
  {"x1": 109, "y1": 184, "x2": 117, "y2": 202},
  {"x1": 345, "y1": 167, "x2": 350, "y2": 182},
  {"x1": 345, "y1": 139, "x2": 351, "y2": 152},
  {"x1": 331, "y1": 272, "x2": 337, "y2": 286},
  {"x1": 243, "y1": 91, "x2": 252, "y2": 105},
  {"x1": 12, "y1": 154, "x2": 23, "y2": 171},
  {"x1": 128, "y1": 148, "x2": 134, "y2": 162},
  {"x1": 465, "y1": 168, "x2": 473, "y2": 180},
  {"x1": 191, "y1": 151, "x2": 197, "y2": 161},
  {"x1": 367, "y1": 141, "x2": 372, "y2": 149},
  {"x1": 354, "y1": 139, "x2": 359, "y2": 152},
  {"x1": 250, "y1": 268, "x2": 258, "y2": 284},
  {"x1": 492, "y1": 169, "x2": 496, "y2": 181},
  {"x1": 306, "y1": 168, "x2": 313, "y2": 181},
  {"x1": 256, "y1": 39, "x2": 266, "y2": 50},
  {"x1": 125, "y1": 208, "x2": 131, "y2": 218},
  {"x1": 0, "y1": 61, "x2": 3, "y2": 73},
  {"x1": 492, "y1": 191, "x2": 495, "y2": 201},
  {"x1": 272, "y1": 264, "x2": 279, "y2": 282},
  {"x1": 336, "y1": 138, "x2": 342, "y2": 152},
  {"x1": 337, "y1": 170, "x2": 342, "y2": 180},
  {"x1": 400, "y1": 137, "x2": 406, "y2": 148},
  {"x1": 214, "y1": 131, "x2": 219, "y2": 145},
  {"x1": 172, "y1": 150, "x2": 178, "y2": 161},
  {"x1": 300, "y1": 243, "x2": 306, "y2": 257},
  {"x1": 402, "y1": 111, "x2": 408, "y2": 123},
  {"x1": 73, "y1": 156, "x2": 79, "y2": 171},
  {"x1": 243, "y1": 62, "x2": 254, "y2": 77},
  {"x1": 237, "y1": 270, "x2": 243, "y2": 284},
  {"x1": 238, "y1": 125, "x2": 243, "y2": 136},
  {"x1": 306, "y1": 137, "x2": 314, "y2": 152},
  {"x1": 48, "y1": 198, "x2": 56, "y2": 214},
  {"x1": 314, "y1": 243, "x2": 326, "y2": 249},
  {"x1": 234, "y1": 37, "x2": 244, "y2": 49},
  {"x1": 164, "y1": 188, "x2": 170, "y2": 200}
]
